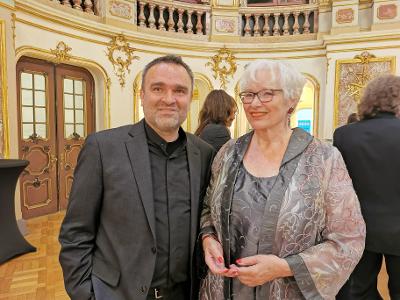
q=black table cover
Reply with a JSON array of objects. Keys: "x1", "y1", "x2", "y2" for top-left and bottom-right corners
[{"x1": 0, "y1": 159, "x2": 36, "y2": 264}]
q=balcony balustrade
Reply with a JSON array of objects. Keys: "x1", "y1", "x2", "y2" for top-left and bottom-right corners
[
  {"x1": 49, "y1": 0, "x2": 98, "y2": 15},
  {"x1": 137, "y1": 0, "x2": 210, "y2": 35},
  {"x1": 240, "y1": 5, "x2": 318, "y2": 37},
  {"x1": 41, "y1": 0, "x2": 319, "y2": 40}
]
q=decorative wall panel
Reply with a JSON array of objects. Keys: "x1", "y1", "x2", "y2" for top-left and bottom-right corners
[{"x1": 334, "y1": 51, "x2": 395, "y2": 127}]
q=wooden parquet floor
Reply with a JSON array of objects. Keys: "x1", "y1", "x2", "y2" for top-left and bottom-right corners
[
  {"x1": 0, "y1": 211, "x2": 392, "y2": 299},
  {"x1": 0, "y1": 212, "x2": 68, "y2": 300}
]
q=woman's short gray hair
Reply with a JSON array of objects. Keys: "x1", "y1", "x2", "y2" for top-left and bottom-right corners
[{"x1": 240, "y1": 60, "x2": 306, "y2": 101}]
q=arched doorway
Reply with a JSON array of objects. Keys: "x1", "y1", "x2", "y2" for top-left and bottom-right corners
[
  {"x1": 16, "y1": 56, "x2": 95, "y2": 218},
  {"x1": 290, "y1": 74, "x2": 320, "y2": 136}
]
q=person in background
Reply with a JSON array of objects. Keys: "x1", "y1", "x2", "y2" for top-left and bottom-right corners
[
  {"x1": 334, "y1": 74, "x2": 400, "y2": 300},
  {"x1": 59, "y1": 55, "x2": 215, "y2": 300},
  {"x1": 199, "y1": 59, "x2": 365, "y2": 299},
  {"x1": 347, "y1": 112, "x2": 359, "y2": 124},
  {"x1": 195, "y1": 90, "x2": 238, "y2": 152}
]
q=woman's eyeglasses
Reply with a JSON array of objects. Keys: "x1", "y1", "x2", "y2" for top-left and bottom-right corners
[{"x1": 239, "y1": 89, "x2": 283, "y2": 104}]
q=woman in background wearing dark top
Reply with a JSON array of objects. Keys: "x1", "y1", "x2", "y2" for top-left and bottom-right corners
[{"x1": 195, "y1": 90, "x2": 238, "y2": 152}]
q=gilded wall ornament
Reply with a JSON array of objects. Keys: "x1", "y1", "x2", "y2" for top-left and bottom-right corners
[
  {"x1": 206, "y1": 47, "x2": 237, "y2": 89},
  {"x1": 334, "y1": 51, "x2": 395, "y2": 127},
  {"x1": 11, "y1": 13, "x2": 16, "y2": 50},
  {"x1": 106, "y1": 34, "x2": 138, "y2": 88},
  {"x1": 50, "y1": 41, "x2": 72, "y2": 63}
]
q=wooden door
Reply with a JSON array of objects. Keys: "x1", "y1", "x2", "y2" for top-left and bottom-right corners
[
  {"x1": 56, "y1": 64, "x2": 94, "y2": 210},
  {"x1": 17, "y1": 58, "x2": 58, "y2": 219},
  {"x1": 17, "y1": 57, "x2": 95, "y2": 219}
]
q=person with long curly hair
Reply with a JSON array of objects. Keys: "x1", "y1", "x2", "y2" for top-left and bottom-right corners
[{"x1": 334, "y1": 74, "x2": 400, "y2": 300}]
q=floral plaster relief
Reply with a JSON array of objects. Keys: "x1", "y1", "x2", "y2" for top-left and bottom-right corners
[
  {"x1": 377, "y1": 4, "x2": 397, "y2": 20},
  {"x1": 336, "y1": 8, "x2": 354, "y2": 24}
]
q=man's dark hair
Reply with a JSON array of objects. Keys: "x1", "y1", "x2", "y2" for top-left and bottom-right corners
[{"x1": 141, "y1": 55, "x2": 194, "y2": 90}]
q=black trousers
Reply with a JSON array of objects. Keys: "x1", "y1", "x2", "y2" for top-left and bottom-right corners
[
  {"x1": 146, "y1": 282, "x2": 190, "y2": 300},
  {"x1": 336, "y1": 250, "x2": 400, "y2": 300}
]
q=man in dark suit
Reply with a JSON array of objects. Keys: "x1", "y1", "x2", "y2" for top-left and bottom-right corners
[
  {"x1": 59, "y1": 55, "x2": 215, "y2": 300},
  {"x1": 334, "y1": 74, "x2": 400, "y2": 300}
]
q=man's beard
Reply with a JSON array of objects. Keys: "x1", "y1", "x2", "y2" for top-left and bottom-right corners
[{"x1": 154, "y1": 113, "x2": 184, "y2": 131}]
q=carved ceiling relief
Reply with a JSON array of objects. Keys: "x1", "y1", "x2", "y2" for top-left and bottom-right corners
[
  {"x1": 335, "y1": 51, "x2": 395, "y2": 127},
  {"x1": 106, "y1": 34, "x2": 139, "y2": 88},
  {"x1": 206, "y1": 47, "x2": 237, "y2": 89}
]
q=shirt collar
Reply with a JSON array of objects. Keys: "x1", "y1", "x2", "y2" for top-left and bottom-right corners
[{"x1": 144, "y1": 120, "x2": 187, "y2": 155}]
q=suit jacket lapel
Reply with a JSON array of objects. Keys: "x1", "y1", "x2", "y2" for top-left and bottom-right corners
[
  {"x1": 125, "y1": 120, "x2": 156, "y2": 240},
  {"x1": 186, "y1": 136, "x2": 201, "y2": 255}
]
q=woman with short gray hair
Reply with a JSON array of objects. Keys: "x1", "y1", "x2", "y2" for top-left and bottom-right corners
[{"x1": 199, "y1": 59, "x2": 366, "y2": 299}]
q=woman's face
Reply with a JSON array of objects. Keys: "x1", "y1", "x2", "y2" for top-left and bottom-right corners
[{"x1": 242, "y1": 70, "x2": 295, "y2": 131}]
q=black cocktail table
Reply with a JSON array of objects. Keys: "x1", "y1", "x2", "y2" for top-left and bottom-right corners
[{"x1": 0, "y1": 159, "x2": 36, "y2": 264}]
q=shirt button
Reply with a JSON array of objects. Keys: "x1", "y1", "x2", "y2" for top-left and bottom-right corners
[
  {"x1": 141, "y1": 285, "x2": 147, "y2": 293},
  {"x1": 151, "y1": 247, "x2": 157, "y2": 254}
]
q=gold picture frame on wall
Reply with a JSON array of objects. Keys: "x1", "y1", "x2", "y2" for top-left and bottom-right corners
[
  {"x1": 0, "y1": 19, "x2": 10, "y2": 158},
  {"x1": 334, "y1": 51, "x2": 396, "y2": 128}
]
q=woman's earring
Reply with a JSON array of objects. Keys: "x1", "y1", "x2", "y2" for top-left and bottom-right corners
[{"x1": 288, "y1": 107, "x2": 294, "y2": 114}]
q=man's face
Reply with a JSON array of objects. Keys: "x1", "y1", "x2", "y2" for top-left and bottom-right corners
[{"x1": 141, "y1": 63, "x2": 192, "y2": 134}]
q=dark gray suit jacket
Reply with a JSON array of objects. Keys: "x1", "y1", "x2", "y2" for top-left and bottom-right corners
[
  {"x1": 59, "y1": 120, "x2": 215, "y2": 300},
  {"x1": 333, "y1": 112, "x2": 400, "y2": 255}
]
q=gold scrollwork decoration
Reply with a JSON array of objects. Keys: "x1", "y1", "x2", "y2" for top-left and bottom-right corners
[
  {"x1": 345, "y1": 51, "x2": 376, "y2": 104},
  {"x1": 206, "y1": 47, "x2": 237, "y2": 89},
  {"x1": 11, "y1": 13, "x2": 16, "y2": 51},
  {"x1": 50, "y1": 41, "x2": 72, "y2": 63},
  {"x1": 106, "y1": 34, "x2": 139, "y2": 88}
]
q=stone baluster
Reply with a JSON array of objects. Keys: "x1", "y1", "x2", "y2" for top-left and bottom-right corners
[
  {"x1": 187, "y1": 10, "x2": 194, "y2": 34},
  {"x1": 72, "y1": 0, "x2": 82, "y2": 10},
  {"x1": 177, "y1": 9, "x2": 184, "y2": 33},
  {"x1": 293, "y1": 11, "x2": 300, "y2": 34},
  {"x1": 244, "y1": 14, "x2": 251, "y2": 36},
  {"x1": 83, "y1": 0, "x2": 94, "y2": 14},
  {"x1": 253, "y1": 14, "x2": 261, "y2": 36},
  {"x1": 62, "y1": 0, "x2": 72, "y2": 7},
  {"x1": 303, "y1": 10, "x2": 310, "y2": 33},
  {"x1": 159, "y1": 6, "x2": 166, "y2": 31},
  {"x1": 168, "y1": 8, "x2": 175, "y2": 32},
  {"x1": 262, "y1": 14, "x2": 270, "y2": 36},
  {"x1": 273, "y1": 13, "x2": 280, "y2": 36},
  {"x1": 148, "y1": 4, "x2": 156, "y2": 29},
  {"x1": 283, "y1": 12, "x2": 290, "y2": 35},
  {"x1": 196, "y1": 11, "x2": 203, "y2": 34},
  {"x1": 138, "y1": 2, "x2": 146, "y2": 27}
]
